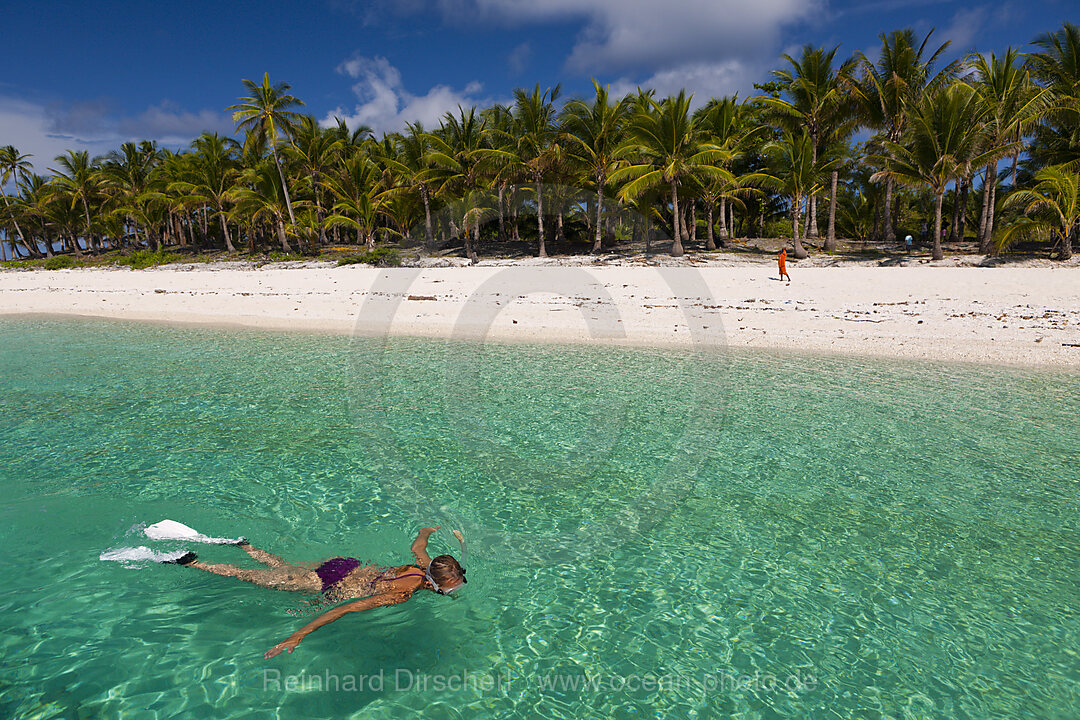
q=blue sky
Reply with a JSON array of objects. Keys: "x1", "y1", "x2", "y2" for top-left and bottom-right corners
[{"x1": 1, "y1": 0, "x2": 1074, "y2": 173}]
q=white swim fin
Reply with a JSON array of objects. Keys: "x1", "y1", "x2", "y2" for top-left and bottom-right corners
[
  {"x1": 144, "y1": 519, "x2": 244, "y2": 545},
  {"x1": 100, "y1": 546, "x2": 195, "y2": 564}
]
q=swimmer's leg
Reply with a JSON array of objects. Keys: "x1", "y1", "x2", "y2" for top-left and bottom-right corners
[
  {"x1": 237, "y1": 542, "x2": 288, "y2": 568},
  {"x1": 188, "y1": 561, "x2": 321, "y2": 593}
]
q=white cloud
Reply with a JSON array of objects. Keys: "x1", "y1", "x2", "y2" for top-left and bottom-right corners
[
  {"x1": 0, "y1": 97, "x2": 104, "y2": 177},
  {"x1": 0, "y1": 95, "x2": 233, "y2": 178},
  {"x1": 323, "y1": 55, "x2": 498, "y2": 134},
  {"x1": 939, "y1": 7, "x2": 988, "y2": 52},
  {"x1": 609, "y1": 59, "x2": 767, "y2": 105},
  {"x1": 437, "y1": 0, "x2": 821, "y2": 73},
  {"x1": 508, "y1": 42, "x2": 532, "y2": 75}
]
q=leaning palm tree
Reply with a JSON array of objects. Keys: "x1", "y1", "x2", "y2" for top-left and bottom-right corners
[
  {"x1": 853, "y1": 29, "x2": 959, "y2": 245},
  {"x1": 1000, "y1": 164, "x2": 1080, "y2": 259},
  {"x1": 561, "y1": 80, "x2": 630, "y2": 253},
  {"x1": 872, "y1": 83, "x2": 994, "y2": 260},
  {"x1": 613, "y1": 92, "x2": 732, "y2": 257},
  {"x1": 0, "y1": 145, "x2": 34, "y2": 256},
  {"x1": 18, "y1": 174, "x2": 55, "y2": 257},
  {"x1": 228, "y1": 73, "x2": 305, "y2": 226}
]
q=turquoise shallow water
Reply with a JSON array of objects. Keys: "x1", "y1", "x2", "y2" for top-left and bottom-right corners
[{"x1": 1, "y1": 316, "x2": 1078, "y2": 719}]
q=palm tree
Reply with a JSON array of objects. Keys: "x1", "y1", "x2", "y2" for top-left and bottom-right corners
[
  {"x1": 872, "y1": 83, "x2": 993, "y2": 260},
  {"x1": 50, "y1": 150, "x2": 103, "y2": 256},
  {"x1": 1027, "y1": 23, "x2": 1080, "y2": 168},
  {"x1": 100, "y1": 141, "x2": 160, "y2": 249},
  {"x1": 170, "y1": 133, "x2": 241, "y2": 252},
  {"x1": 968, "y1": 49, "x2": 1049, "y2": 253},
  {"x1": 383, "y1": 122, "x2": 437, "y2": 248},
  {"x1": 759, "y1": 45, "x2": 857, "y2": 242},
  {"x1": 232, "y1": 161, "x2": 295, "y2": 253},
  {"x1": 0, "y1": 145, "x2": 34, "y2": 257},
  {"x1": 18, "y1": 174, "x2": 55, "y2": 257},
  {"x1": 561, "y1": 80, "x2": 630, "y2": 253},
  {"x1": 511, "y1": 84, "x2": 562, "y2": 257},
  {"x1": 763, "y1": 130, "x2": 837, "y2": 258},
  {"x1": 426, "y1": 107, "x2": 501, "y2": 262},
  {"x1": 694, "y1": 96, "x2": 764, "y2": 249},
  {"x1": 228, "y1": 73, "x2": 305, "y2": 226},
  {"x1": 1000, "y1": 165, "x2": 1079, "y2": 259},
  {"x1": 288, "y1": 116, "x2": 341, "y2": 247},
  {"x1": 854, "y1": 29, "x2": 959, "y2": 245},
  {"x1": 323, "y1": 154, "x2": 391, "y2": 249},
  {"x1": 613, "y1": 92, "x2": 731, "y2": 257}
]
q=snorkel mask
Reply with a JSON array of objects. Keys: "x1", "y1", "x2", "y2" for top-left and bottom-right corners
[{"x1": 426, "y1": 528, "x2": 469, "y2": 595}]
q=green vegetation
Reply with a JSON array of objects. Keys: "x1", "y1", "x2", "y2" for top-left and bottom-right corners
[
  {"x1": 1, "y1": 22, "x2": 1078, "y2": 265},
  {"x1": 115, "y1": 249, "x2": 185, "y2": 269}
]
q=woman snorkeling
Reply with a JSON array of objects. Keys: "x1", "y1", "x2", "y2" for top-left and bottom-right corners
[{"x1": 167, "y1": 526, "x2": 466, "y2": 658}]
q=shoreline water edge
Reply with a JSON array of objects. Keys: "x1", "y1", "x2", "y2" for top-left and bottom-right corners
[{"x1": 1, "y1": 263, "x2": 1078, "y2": 369}]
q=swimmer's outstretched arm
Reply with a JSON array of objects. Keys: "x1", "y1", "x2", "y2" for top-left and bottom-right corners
[
  {"x1": 410, "y1": 525, "x2": 440, "y2": 567},
  {"x1": 264, "y1": 591, "x2": 411, "y2": 659}
]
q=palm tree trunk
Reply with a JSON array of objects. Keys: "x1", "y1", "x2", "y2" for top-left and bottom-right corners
[
  {"x1": 806, "y1": 138, "x2": 818, "y2": 238},
  {"x1": 718, "y1": 197, "x2": 729, "y2": 241},
  {"x1": 271, "y1": 146, "x2": 296, "y2": 225},
  {"x1": 276, "y1": 217, "x2": 293, "y2": 253},
  {"x1": 825, "y1": 170, "x2": 839, "y2": 251},
  {"x1": 986, "y1": 176, "x2": 998, "y2": 253},
  {"x1": 957, "y1": 176, "x2": 970, "y2": 242},
  {"x1": 41, "y1": 220, "x2": 53, "y2": 257},
  {"x1": 469, "y1": 217, "x2": 479, "y2": 265},
  {"x1": 497, "y1": 184, "x2": 506, "y2": 245},
  {"x1": 706, "y1": 201, "x2": 717, "y2": 251},
  {"x1": 219, "y1": 211, "x2": 236, "y2": 253},
  {"x1": 729, "y1": 203, "x2": 736, "y2": 239},
  {"x1": 670, "y1": 180, "x2": 684, "y2": 257},
  {"x1": 77, "y1": 196, "x2": 93, "y2": 257},
  {"x1": 644, "y1": 203, "x2": 652, "y2": 255},
  {"x1": 932, "y1": 191, "x2": 944, "y2": 261},
  {"x1": 536, "y1": 179, "x2": 546, "y2": 257},
  {"x1": 792, "y1": 194, "x2": 808, "y2": 259},
  {"x1": 592, "y1": 173, "x2": 604, "y2": 254},
  {"x1": 0, "y1": 195, "x2": 31, "y2": 257},
  {"x1": 949, "y1": 184, "x2": 961, "y2": 243},
  {"x1": 422, "y1": 186, "x2": 434, "y2": 250},
  {"x1": 1061, "y1": 222, "x2": 1074, "y2": 261},
  {"x1": 883, "y1": 177, "x2": 895, "y2": 244},
  {"x1": 977, "y1": 163, "x2": 993, "y2": 253}
]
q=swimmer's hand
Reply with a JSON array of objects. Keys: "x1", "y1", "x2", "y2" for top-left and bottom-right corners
[
  {"x1": 265, "y1": 633, "x2": 303, "y2": 659},
  {"x1": 265, "y1": 592, "x2": 412, "y2": 659}
]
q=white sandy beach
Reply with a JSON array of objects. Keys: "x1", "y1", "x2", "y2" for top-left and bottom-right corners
[{"x1": 1, "y1": 259, "x2": 1078, "y2": 368}]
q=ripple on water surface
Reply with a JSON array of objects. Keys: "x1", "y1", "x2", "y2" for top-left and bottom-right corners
[{"x1": 0, "y1": 316, "x2": 1077, "y2": 719}]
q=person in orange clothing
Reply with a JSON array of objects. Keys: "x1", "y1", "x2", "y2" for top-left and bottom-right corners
[{"x1": 778, "y1": 248, "x2": 791, "y2": 282}]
